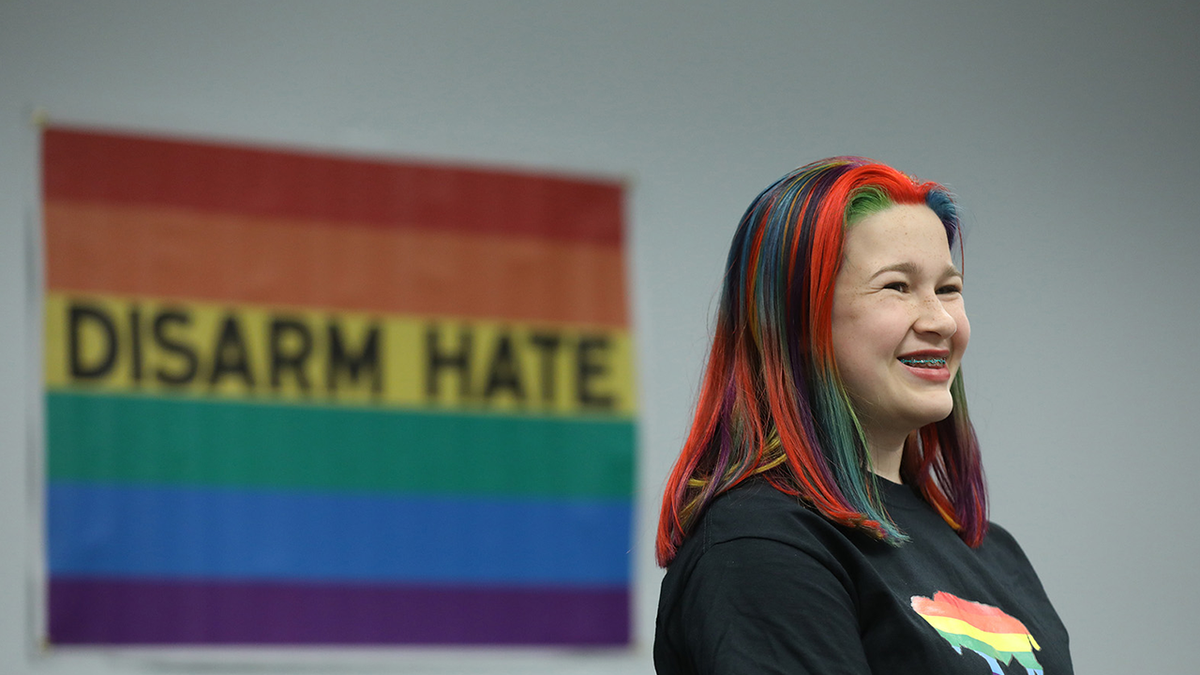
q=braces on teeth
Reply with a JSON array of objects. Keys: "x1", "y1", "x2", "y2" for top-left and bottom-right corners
[{"x1": 900, "y1": 357, "x2": 947, "y2": 366}]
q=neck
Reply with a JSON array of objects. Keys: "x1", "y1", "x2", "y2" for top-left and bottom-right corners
[{"x1": 865, "y1": 428, "x2": 907, "y2": 484}]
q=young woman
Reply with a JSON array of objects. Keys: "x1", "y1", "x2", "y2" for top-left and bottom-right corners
[{"x1": 654, "y1": 158, "x2": 1072, "y2": 674}]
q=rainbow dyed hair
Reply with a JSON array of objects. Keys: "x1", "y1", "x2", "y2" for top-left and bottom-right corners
[{"x1": 656, "y1": 157, "x2": 987, "y2": 567}]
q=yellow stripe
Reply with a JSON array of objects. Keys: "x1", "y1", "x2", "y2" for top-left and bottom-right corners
[
  {"x1": 45, "y1": 292, "x2": 636, "y2": 417},
  {"x1": 919, "y1": 615, "x2": 1035, "y2": 653}
]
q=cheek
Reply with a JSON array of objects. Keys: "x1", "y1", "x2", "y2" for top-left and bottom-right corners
[
  {"x1": 953, "y1": 309, "x2": 971, "y2": 355},
  {"x1": 831, "y1": 312, "x2": 872, "y2": 386},
  {"x1": 852, "y1": 305, "x2": 913, "y2": 354},
  {"x1": 833, "y1": 308, "x2": 902, "y2": 379}
]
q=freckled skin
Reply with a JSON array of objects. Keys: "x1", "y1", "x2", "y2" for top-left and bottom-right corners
[{"x1": 831, "y1": 204, "x2": 970, "y2": 481}]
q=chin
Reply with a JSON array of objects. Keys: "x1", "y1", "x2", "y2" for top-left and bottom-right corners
[{"x1": 908, "y1": 398, "x2": 955, "y2": 428}]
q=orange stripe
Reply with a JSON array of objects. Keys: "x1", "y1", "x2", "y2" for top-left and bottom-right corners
[
  {"x1": 911, "y1": 594, "x2": 1029, "y2": 635},
  {"x1": 45, "y1": 200, "x2": 628, "y2": 327}
]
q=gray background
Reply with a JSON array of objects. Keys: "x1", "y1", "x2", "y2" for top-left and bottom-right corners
[{"x1": 2, "y1": 1, "x2": 1197, "y2": 673}]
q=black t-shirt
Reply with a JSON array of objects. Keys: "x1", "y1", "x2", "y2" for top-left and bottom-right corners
[{"x1": 654, "y1": 478, "x2": 1072, "y2": 674}]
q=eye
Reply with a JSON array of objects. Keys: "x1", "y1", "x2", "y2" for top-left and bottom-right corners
[
  {"x1": 883, "y1": 281, "x2": 908, "y2": 292},
  {"x1": 937, "y1": 283, "x2": 963, "y2": 295}
]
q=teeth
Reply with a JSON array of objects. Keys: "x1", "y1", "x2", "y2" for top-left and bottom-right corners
[{"x1": 900, "y1": 357, "x2": 946, "y2": 368}]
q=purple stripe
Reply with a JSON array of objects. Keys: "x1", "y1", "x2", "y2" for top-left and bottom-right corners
[{"x1": 49, "y1": 578, "x2": 629, "y2": 645}]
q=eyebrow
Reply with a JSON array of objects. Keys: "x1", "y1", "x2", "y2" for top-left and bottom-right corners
[{"x1": 869, "y1": 262, "x2": 962, "y2": 280}]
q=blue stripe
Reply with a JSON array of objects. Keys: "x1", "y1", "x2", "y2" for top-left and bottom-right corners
[{"x1": 48, "y1": 483, "x2": 631, "y2": 585}]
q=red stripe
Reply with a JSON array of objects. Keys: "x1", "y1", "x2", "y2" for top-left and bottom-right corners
[
  {"x1": 911, "y1": 593, "x2": 1031, "y2": 635},
  {"x1": 43, "y1": 127, "x2": 624, "y2": 245},
  {"x1": 49, "y1": 577, "x2": 630, "y2": 645}
]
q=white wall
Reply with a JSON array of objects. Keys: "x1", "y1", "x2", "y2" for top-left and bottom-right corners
[{"x1": 2, "y1": 1, "x2": 1197, "y2": 673}]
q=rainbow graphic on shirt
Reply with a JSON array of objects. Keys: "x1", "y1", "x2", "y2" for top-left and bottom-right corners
[{"x1": 911, "y1": 592, "x2": 1043, "y2": 675}]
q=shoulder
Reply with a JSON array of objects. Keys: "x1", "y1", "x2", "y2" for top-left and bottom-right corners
[
  {"x1": 978, "y1": 520, "x2": 1052, "y2": 591},
  {"x1": 659, "y1": 478, "x2": 872, "y2": 613},
  {"x1": 687, "y1": 478, "x2": 854, "y2": 555},
  {"x1": 983, "y1": 520, "x2": 1021, "y2": 548},
  {"x1": 655, "y1": 480, "x2": 874, "y2": 674},
  {"x1": 980, "y1": 521, "x2": 1035, "y2": 565}
]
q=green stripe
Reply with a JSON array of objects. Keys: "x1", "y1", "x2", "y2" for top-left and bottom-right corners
[
  {"x1": 934, "y1": 629, "x2": 1002, "y2": 660},
  {"x1": 933, "y1": 629, "x2": 1040, "y2": 668},
  {"x1": 47, "y1": 390, "x2": 634, "y2": 498}
]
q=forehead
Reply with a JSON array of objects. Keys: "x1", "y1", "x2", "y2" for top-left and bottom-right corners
[{"x1": 843, "y1": 204, "x2": 952, "y2": 265}]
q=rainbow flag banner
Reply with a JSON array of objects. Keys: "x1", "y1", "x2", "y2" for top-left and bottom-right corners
[{"x1": 42, "y1": 127, "x2": 636, "y2": 645}]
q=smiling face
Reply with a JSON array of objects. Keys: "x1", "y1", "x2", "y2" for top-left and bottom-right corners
[{"x1": 831, "y1": 203, "x2": 969, "y2": 457}]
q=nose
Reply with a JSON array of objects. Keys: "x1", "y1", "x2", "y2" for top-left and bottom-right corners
[{"x1": 914, "y1": 295, "x2": 957, "y2": 338}]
